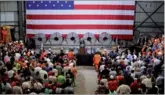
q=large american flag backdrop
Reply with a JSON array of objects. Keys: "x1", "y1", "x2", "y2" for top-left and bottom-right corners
[{"x1": 26, "y1": 1, "x2": 135, "y2": 40}]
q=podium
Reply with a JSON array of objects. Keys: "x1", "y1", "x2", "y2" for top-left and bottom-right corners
[
  {"x1": 80, "y1": 47, "x2": 85, "y2": 55},
  {"x1": 79, "y1": 40, "x2": 86, "y2": 55},
  {"x1": 77, "y1": 40, "x2": 94, "y2": 66}
]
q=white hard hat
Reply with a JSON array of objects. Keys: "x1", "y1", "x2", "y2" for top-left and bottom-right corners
[
  {"x1": 116, "y1": 56, "x2": 120, "y2": 59},
  {"x1": 121, "y1": 55, "x2": 125, "y2": 59},
  {"x1": 20, "y1": 40, "x2": 23, "y2": 43},
  {"x1": 49, "y1": 48, "x2": 51, "y2": 51},
  {"x1": 25, "y1": 60, "x2": 28, "y2": 63},
  {"x1": 110, "y1": 75, "x2": 115, "y2": 79}
]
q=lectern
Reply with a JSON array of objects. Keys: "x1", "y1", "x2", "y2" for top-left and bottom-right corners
[{"x1": 79, "y1": 40, "x2": 85, "y2": 55}]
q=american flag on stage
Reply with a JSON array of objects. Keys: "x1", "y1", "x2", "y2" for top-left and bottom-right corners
[{"x1": 26, "y1": 1, "x2": 135, "y2": 40}]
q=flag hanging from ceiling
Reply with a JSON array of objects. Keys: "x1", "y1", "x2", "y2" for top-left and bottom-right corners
[{"x1": 26, "y1": 1, "x2": 135, "y2": 40}]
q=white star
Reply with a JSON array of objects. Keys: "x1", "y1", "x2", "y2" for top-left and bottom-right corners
[
  {"x1": 65, "y1": 1, "x2": 67, "y2": 3},
  {"x1": 49, "y1": 1, "x2": 51, "y2": 3},
  {"x1": 29, "y1": 4, "x2": 31, "y2": 7},
  {"x1": 45, "y1": 4, "x2": 47, "y2": 6},
  {"x1": 61, "y1": 4, "x2": 63, "y2": 7},
  {"x1": 37, "y1": 4, "x2": 39, "y2": 7},
  {"x1": 33, "y1": 1, "x2": 35, "y2": 3},
  {"x1": 69, "y1": 5, "x2": 71, "y2": 7},
  {"x1": 53, "y1": 4, "x2": 55, "y2": 7},
  {"x1": 41, "y1": 1, "x2": 43, "y2": 3},
  {"x1": 57, "y1": 1, "x2": 59, "y2": 3}
]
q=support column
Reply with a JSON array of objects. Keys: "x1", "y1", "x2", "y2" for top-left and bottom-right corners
[
  {"x1": 0, "y1": 1, "x2": 2, "y2": 25},
  {"x1": 0, "y1": 2, "x2": 1, "y2": 41},
  {"x1": 17, "y1": 1, "x2": 24, "y2": 40}
]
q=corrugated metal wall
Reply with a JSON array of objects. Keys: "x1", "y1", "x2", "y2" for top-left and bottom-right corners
[
  {"x1": 0, "y1": 1, "x2": 25, "y2": 40},
  {"x1": 134, "y1": 1, "x2": 164, "y2": 38}
]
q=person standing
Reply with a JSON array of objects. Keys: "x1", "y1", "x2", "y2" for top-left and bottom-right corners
[
  {"x1": 93, "y1": 53, "x2": 101, "y2": 72},
  {"x1": 1, "y1": 27, "x2": 7, "y2": 44},
  {"x1": 67, "y1": 50, "x2": 74, "y2": 60}
]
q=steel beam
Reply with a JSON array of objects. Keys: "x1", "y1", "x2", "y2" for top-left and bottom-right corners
[
  {"x1": 137, "y1": 1, "x2": 164, "y2": 3},
  {"x1": 136, "y1": 12, "x2": 164, "y2": 13},
  {"x1": 0, "y1": 2, "x2": 1, "y2": 40},
  {"x1": 136, "y1": 2, "x2": 164, "y2": 33},
  {"x1": 17, "y1": 1, "x2": 24, "y2": 40},
  {"x1": 135, "y1": 25, "x2": 164, "y2": 28},
  {"x1": 0, "y1": 2, "x2": 1, "y2": 27},
  {"x1": 134, "y1": 2, "x2": 164, "y2": 31},
  {"x1": 133, "y1": 1, "x2": 137, "y2": 37}
]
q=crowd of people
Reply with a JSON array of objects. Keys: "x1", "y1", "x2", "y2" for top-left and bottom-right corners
[
  {"x1": 0, "y1": 35, "x2": 164, "y2": 94},
  {"x1": 94, "y1": 36, "x2": 164, "y2": 94},
  {"x1": 0, "y1": 41, "x2": 77, "y2": 94}
]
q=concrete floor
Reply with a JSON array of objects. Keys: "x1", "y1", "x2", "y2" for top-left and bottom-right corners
[{"x1": 74, "y1": 66, "x2": 98, "y2": 94}]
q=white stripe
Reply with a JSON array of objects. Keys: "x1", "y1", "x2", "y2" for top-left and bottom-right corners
[
  {"x1": 26, "y1": 20, "x2": 134, "y2": 25},
  {"x1": 75, "y1": 1, "x2": 135, "y2": 5},
  {"x1": 26, "y1": 29, "x2": 133, "y2": 35},
  {"x1": 26, "y1": 10, "x2": 134, "y2": 15}
]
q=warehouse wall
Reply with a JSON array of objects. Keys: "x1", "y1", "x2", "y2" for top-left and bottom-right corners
[
  {"x1": 0, "y1": 1, "x2": 25, "y2": 40},
  {"x1": 134, "y1": 1, "x2": 164, "y2": 39},
  {"x1": 0, "y1": 1, "x2": 164, "y2": 45}
]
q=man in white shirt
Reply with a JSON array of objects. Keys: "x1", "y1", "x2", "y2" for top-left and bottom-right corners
[
  {"x1": 22, "y1": 81, "x2": 31, "y2": 90},
  {"x1": 99, "y1": 64, "x2": 105, "y2": 73},
  {"x1": 7, "y1": 70, "x2": 14, "y2": 79},
  {"x1": 153, "y1": 58, "x2": 161, "y2": 66},
  {"x1": 69, "y1": 62, "x2": 74, "y2": 69},
  {"x1": 69, "y1": 59, "x2": 76, "y2": 66},
  {"x1": 33, "y1": 81, "x2": 43, "y2": 92},
  {"x1": 13, "y1": 83, "x2": 23, "y2": 94},
  {"x1": 34, "y1": 67, "x2": 42, "y2": 74},
  {"x1": 52, "y1": 66, "x2": 58, "y2": 77},
  {"x1": 46, "y1": 58, "x2": 53, "y2": 67},
  {"x1": 63, "y1": 65, "x2": 70, "y2": 76},
  {"x1": 124, "y1": 58, "x2": 129, "y2": 66},
  {"x1": 116, "y1": 84, "x2": 131, "y2": 94},
  {"x1": 15, "y1": 53, "x2": 21, "y2": 61},
  {"x1": 48, "y1": 75, "x2": 57, "y2": 83},
  {"x1": 39, "y1": 69, "x2": 48, "y2": 80},
  {"x1": 133, "y1": 54, "x2": 137, "y2": 60},
  {"x1": 121, "y1": 53, "x2": 125, "y2": 59}
]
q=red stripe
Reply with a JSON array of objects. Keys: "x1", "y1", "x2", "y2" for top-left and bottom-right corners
[
  {"x1": 27, "y1": 25, "x2": 133, "y2": 30},
  {"x1": 26, "y1": 34, "x2": 133, "y2": 40},
  {"x1": 74, "y1": 5, "x2": 135, "y2": 10},
  {"x1": 27, "y1": 15, "x2": 134, "y2": 20}
]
